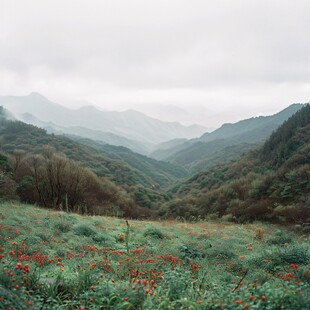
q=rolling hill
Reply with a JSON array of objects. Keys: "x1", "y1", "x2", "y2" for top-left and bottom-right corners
[{"x1": 151, "y1": 104, "x2": 305, "y2": 174}]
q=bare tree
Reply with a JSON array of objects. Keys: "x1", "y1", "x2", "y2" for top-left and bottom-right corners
[
  {"x1": 25, "y1": 154, "x2": 46, "y2": 206},
  {"x1": 8, "y1": 150, "x2": 26, "y2": 174}
]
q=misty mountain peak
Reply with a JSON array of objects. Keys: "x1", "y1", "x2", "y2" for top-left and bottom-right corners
[
  {"x1": 29, "y1": 92, "x2": 47, "y2": 100},
  {"x1": 77, "y1": 105, "x2": 100, "y2": 112},
  {"x1": 0, "y1": 93, "x2": 207, "y2": 145}
]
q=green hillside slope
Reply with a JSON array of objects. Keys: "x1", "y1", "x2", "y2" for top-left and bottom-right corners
[
  {"x1": 0, "y1": 110, "x2": 187, "y2": 211},
  {"x1": 0, "y1": 113, "x2": 187, "y2": 188},
  {"x1": 155, "y1": 104, "x2": 304, "y2": 174},
  {"x1": 70, "y1": 137, "x2": 188, "y2": 187},
  {"x1": 162, "y1": 104, "x2": 310, "y2": 223}
]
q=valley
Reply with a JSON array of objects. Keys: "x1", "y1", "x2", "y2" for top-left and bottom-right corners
[
  {"x1": 0, "y1": 100, "x2": 309, "y2": 309},
  {"x1": 2, "y1": 2, "x2": 310, "y2": 308}
]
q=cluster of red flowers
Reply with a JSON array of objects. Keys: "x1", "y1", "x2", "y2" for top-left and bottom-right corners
[
  {"x1": 15, "y1": 262, "x2": 29, "y2": 274},
  {"x1": 0, "y1": 246, "x2": 4, "y2": 260},
  {"x1": 189, "y1": 261, "x2": 200, "y2": 273},
  {"x1": 160, "y1": 254, "x2": 183, "y2": 266},
  {"x1": 17, "y1": 251, "x2": 48, "y2": 266},
  {"x1": 275, "y1": 264, "x2": 301, "y2": 283},
  {"x1": 0, "y1": 224, "x2": 21, "y2": 236}
]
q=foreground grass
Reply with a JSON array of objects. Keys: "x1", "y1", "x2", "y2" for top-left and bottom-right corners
[{"x1": 0, "y1": 202, "x2": 309, "y2": 309}]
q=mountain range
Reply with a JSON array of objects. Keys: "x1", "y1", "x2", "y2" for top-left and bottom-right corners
[
  {"x1": 0, "y1": 96, "x2": 309, "y2": 223},
  {"x1": 0, "y1": 92, "x2": 306, "y2": 177},
  {"x1": 0, "y1": 93, "x2": 207, "y2": 154}
]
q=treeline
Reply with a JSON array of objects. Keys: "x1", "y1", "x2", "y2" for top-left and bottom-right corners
[
  {"x1": 161, "y1": 104, "x2": 310, "y2": 224},
  {"x1": 0, "y1": 146, "x2": 152, "y2": 218}
]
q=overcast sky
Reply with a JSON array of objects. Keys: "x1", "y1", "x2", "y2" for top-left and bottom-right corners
[{"x1": 1, "y1": 0, "x2": 310, "y2": 127}]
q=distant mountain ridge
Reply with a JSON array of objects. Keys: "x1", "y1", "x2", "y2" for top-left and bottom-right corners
[
  {"x1": 18, "y1": 112, "x2": 153, "y2": 154},
  {"x1": 0, "y1": 93, "x2": 207, "y2": 147},
  {"x1": 199, "y1": 103, "x2": 304, "y2": 143},
  {"x1": 1, "y1": 93, "x2": 306, "y2": 177},
  {"x1": 151, "y1": 103, "x2": 305, "y2": 173}
]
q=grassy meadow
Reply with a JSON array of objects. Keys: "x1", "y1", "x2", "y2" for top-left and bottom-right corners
[{"x1": 0, "y1": 202, "x2": 309, "y2": 309}]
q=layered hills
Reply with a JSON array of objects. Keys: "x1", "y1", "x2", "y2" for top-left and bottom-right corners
[
  {"x1": 0, "y1": 93, "x2": 206, "y2": 154},
  {"x1": 0, "y1": 106, "x2": 188, "y2": 215},
  {"x1": 0, "y1": 99, "x2": 309, "y2": 224},
  {"x1": 162, "y1": 104, "x2": 310, "y2": 223},
  {"x1": 151, "y1": 104, "x2": 305, "y2": 174},
  {"x1": 1, "y1": 93, "x2": 303, "y2": 176}
]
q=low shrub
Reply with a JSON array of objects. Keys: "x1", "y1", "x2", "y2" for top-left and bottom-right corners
[
  {"x1": 179, "y1": 244, "x2": 205, "y2": 259},
  {"x1": 266, "y1": 230, "x2": 293, "y2": 245},
  {"x1": 73, "y1": 223, "x2": 97, "y2": 237},
  {"x1": 143, "y1": 226, "x2": 165, "y2": 239},
  {"x1": 279, "y1": 244, "x2": 310, "y2": 265},
  {"x1": 54, "y1": 220, "x2": 72, "y2": 233},
  {"x1": 92, "y1": 233, "x2": 116, "y2": 246}
]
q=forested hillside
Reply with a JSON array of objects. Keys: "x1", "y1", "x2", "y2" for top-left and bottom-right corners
[
  {"x1": 152, "y1": 104, "x2": 304, "y2": 174},
  {"x1": 162, "y1": 104, "x2": 310, "y2": 223},
  {"x1": 1, "y1": 104, "x2": 309, "y2": 224},
  {"x1": 69, "y1": 137, "x2": 188, "y2": 186},
  {"x1": 0, "y1": 107, "x2": 187, "y2": 215}
]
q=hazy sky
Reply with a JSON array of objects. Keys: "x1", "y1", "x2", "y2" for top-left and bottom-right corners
[{"x1": 1, "y1": 0, "x2": 310, "y2": 127}]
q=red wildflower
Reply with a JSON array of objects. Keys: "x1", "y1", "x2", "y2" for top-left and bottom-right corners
[
  {"x1": 15, "y1": 263, "x2": 22, "y2": 270},
  {"x1": 23, "y1": 264, "x2": 29, "y2": 274}
]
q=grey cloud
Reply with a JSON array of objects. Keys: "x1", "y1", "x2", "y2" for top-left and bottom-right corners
[{"x1": 0, "y1": 0, "x2": 309, "y2": 126}]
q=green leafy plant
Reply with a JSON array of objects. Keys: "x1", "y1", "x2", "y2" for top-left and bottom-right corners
[{"x1": 143, "y1": 226, "x2": 165, "y2": 239}]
